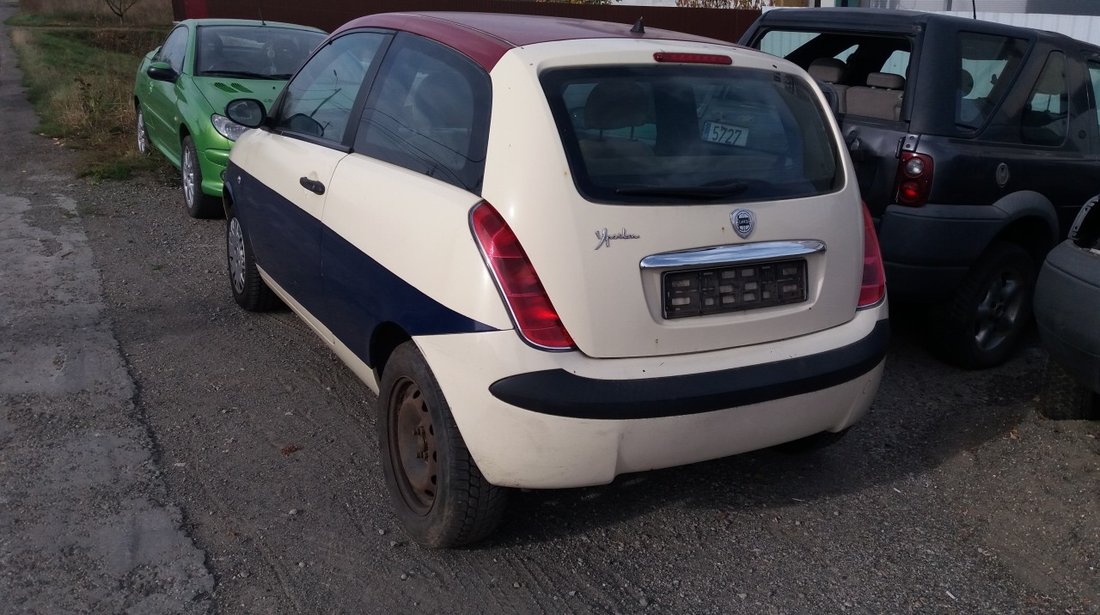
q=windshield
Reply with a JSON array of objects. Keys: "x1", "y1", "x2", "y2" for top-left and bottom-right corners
[
  {"x1": 541, "y1": 66, "x2": 840, "y2": 204},
  {"x1": 195, "y1": 25, "x2": 325, "y2": 80}
]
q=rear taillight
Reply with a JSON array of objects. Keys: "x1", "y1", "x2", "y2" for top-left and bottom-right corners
[
  {"x1": 894, "y1": 151, "x2": 934, "y2": 206},
  {"x1": 859, "y1": 203, "x2": 886, "y2": 309},
  {"x1": 470, "y1": 202, "x2": 575, "y2": 350}
]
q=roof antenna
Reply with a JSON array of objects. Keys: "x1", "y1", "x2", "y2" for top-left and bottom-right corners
[
  {"x1": 257, "y1": 1, "x2": 266, "y2": 25},
  {"x1": 631, "y1": 17, "x2": 645, "y2": 35}
]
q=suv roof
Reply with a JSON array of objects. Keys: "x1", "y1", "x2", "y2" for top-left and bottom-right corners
[
  {"x1": 754, "y1": 8, "x2": 1088, "y2": 49},
  {"x1": 333, "y1": 12, "x2": 728, "y2": 71}
]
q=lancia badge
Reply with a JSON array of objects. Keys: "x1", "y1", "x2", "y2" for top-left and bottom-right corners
[{"x1": 731, "y1": 209, "x2": 755, "y2": 239}]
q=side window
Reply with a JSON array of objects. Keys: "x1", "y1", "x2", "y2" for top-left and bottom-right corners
[
  {"x1": 156, "y1": 27, "x2": 188, "y2": 74},
  {"x1": 355, "y1": 34, "x2": 492, "y2": 193},
  {"x1": 274, "y1": 32, "x2": 386, "y2": 143},
  {"x1": 1087, "y1": 62, "x2": 1100, "y2": 146},
  {"x1": 957, "y1": 32, "x2": 1028, "y2": 130},
  {"x1": 1020, "y1": 52, "x2": 1068, "y2": 146}
]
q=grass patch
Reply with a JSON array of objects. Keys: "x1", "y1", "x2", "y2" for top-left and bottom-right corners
[{"x1": 10, "y1": 17, "x2": 172, "y2": 179}]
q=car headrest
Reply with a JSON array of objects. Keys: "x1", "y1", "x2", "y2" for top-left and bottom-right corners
[
  {"x1": 867, "y1": 72, "x2": 905, "y2": 90},
  {"x1": 584, "y1": 81, "x2": 652, "y2": 130},
  {"x1": 808, "y1": 58, "x2": 846, "y2": 83},
  {"x1": 959, "y1": 69, "x2": 974, "y2": 97}
]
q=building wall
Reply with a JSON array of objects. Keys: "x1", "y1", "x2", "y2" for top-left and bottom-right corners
[
  {"x1": 827, "y1": 0, "x2": 1100, "y2": 14},
  {"x1": 171, "y1": 0, "x2": 761, "y2": 42}
]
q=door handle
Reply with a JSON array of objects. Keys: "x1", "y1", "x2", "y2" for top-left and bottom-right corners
[{"x1": 299, "y1": 177, "x2": 325, "y2": 195}]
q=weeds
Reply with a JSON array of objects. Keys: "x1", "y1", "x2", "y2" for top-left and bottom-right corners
[{"x1": 9, "y1": 12, "x2": 171, "y2": 180}]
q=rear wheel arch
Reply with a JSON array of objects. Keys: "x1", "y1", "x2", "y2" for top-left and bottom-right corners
[
  {"x1": 371, "y1": 323, "x2": 412, "y2": 381},
  {"x1": 989, "y1": 191, "x2": 1059, "y2": 262}
]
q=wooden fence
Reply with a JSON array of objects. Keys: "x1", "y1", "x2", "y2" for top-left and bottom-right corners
[{"x1": 171, "y1": 0, "x2": 760, "y2": 43}]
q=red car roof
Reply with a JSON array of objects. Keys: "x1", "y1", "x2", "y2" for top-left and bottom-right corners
[{"x1": 333, "y1": 12, "x2": 728, "y2": 71}]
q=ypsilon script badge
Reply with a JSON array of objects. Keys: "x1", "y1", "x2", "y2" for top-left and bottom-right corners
[{"x1": 731, "y1": 209, "x2": 755, "y2": 239}]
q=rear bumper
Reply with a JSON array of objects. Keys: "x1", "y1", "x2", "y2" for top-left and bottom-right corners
[
  {"x1": 1035, "y1": 240, "x2": 1100, "y2": 392},
  {"x1": 489, "y1": 320, "x2": 888, "y2": 420},
  {"x1": 414, "y1": 307, "x2": 888, "y2": 488}
]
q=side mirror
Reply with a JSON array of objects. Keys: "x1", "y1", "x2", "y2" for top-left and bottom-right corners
[
  {"x1": 147, "y1": 61, "x2": 178, "y2": 83},
  {"x1": 226, "y1": 99, "x2": 268, "y2": 128}
]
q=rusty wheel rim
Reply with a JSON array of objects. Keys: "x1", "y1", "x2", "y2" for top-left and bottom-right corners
[{"x1": 388, "y1": 377, "x2": 438, "y2": 515}]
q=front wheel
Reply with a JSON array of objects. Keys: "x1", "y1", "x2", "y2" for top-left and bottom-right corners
[
  {"x1": 181, "y1": 136, "x2": 221, "y2": 219},
  {"x1": 378, "y1": 342, "x2": 507, "y2": 548},
  {"x1": 226, "y1": 213, "x2": 278, "y2": 311},
  {"x1": 1040, "y1": 359, "x2": 1099, "y2": 420},
  {"x1": 931, "y1": 241, "x2": 1036, "y2": 369}
]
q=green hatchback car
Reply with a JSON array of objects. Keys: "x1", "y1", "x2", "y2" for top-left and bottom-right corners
[{"x1": 134, "y1": 19, "x2": 325, "y2": 218}]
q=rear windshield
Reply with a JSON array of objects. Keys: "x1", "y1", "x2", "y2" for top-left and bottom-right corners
[{"x1": 540, "y1": 66, "x2": 841, "y2": 205}]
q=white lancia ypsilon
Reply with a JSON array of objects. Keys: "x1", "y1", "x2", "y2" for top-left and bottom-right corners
[{"x1": 221, "y1": 11, "x2": 890, "y2": 547}]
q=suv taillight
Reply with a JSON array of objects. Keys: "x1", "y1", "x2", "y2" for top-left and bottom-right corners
[
  {"x1": 470, "y1": 202, "x2": 575, "y2": 350},
  {"x1": 859, "y1": 203, "x2": 886, "y2": 309},
  {"x1": 894, "y1": 152, "x2": 934, "y2": 206}
]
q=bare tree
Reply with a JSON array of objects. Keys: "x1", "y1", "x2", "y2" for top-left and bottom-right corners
[{"x1": 104, "y1": 0, "x2": 141, "y2": 22}]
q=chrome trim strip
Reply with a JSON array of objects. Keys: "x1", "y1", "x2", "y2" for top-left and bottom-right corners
[{"x1": 639, "y1": 240, "x2": 827, "y2": 270}]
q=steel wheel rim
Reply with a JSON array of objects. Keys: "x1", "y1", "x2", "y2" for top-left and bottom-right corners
[
  {"x1": 136, "y1": 111, "x2": 147, "y2": 154},
  {"x1": 974, "y1": 268, "x2": 1025, "y2": 351},
  {"x1": 228, "y1": 217, "x2": 246, "y2": 295},
  {"x1": 389, "y1": 377, "x2": 438, "y2": 515},
  {"x1": 182, "y1": 145, "x2": 196, "y2": 207}
]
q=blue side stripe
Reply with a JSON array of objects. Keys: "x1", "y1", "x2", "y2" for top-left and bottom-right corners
[{"x1": 229, "y1": 162, "x2": 498, "y2": 368}]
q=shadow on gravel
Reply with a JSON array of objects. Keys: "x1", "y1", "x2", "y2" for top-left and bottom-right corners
[{"x1": 484, "y1": 305, "x2": 1044, "y2": 546}]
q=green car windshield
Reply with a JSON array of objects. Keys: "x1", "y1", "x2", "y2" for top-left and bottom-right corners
[{"x1": 195, "y1": 25, "x2": 325, "y2": 80}]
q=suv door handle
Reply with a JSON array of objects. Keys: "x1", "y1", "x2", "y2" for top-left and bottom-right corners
[{"x1": 299, "y1": 177, "x2": 325, "y2": 195}]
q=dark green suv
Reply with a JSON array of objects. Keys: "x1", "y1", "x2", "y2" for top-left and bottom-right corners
[{"x1": 741, "y1": 8, "x2": 1100, "y2": 367}]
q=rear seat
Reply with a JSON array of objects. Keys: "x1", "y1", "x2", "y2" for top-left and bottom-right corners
[
  {"x1": 846, "y1": 72, "x2": 905, "y2": 120},
  {"x1": 807, "y1": 58, "x2": 849, "y2": 113}
]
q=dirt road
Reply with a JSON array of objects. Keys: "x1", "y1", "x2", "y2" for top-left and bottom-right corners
[
  {"x1": 2, "y1": 3, "x2": 1098, "y2": 612},
  {"x1": 0, "y1": 1, "x2": 212, "y2": 611}
]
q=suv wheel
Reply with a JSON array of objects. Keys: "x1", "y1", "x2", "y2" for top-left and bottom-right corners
[
  {"x1": 379, "y1": 342, "x2": 507, "y2": 547},
  {"x1": 1040, "y1": 359, "x2": 1099, "y2": 420},
  {"x1": 932, "y1": 241, "x2": 1035, "y2": 369}
]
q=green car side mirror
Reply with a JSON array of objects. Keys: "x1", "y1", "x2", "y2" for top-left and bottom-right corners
[{"x1": 147, "y1": 61, "x2": 178, "y2": 83}]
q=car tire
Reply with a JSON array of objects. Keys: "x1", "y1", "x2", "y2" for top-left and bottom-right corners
[
  {"x1": 931, "y1": 241, "x2": 1035, "y2": 369},
  {"x1": 226, "y1": 213, "x2": 279, "y2": 312},
  {"x1": 181, "y1": 135, "x2": 221, "y2": 219},
  {"x1": 378, "y1": 341, "x2": 507, "y2": 548},
  {"x1": 136, "y1": 108, "x2": 150, "y2": 156},
  {"x1": 1040, "y1": 358, "x2": 1099, "y2": 420}
]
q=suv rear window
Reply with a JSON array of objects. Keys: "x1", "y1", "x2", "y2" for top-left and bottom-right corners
[{"x1": 541, "y1": 66, "x2": 840, "y2": 205}]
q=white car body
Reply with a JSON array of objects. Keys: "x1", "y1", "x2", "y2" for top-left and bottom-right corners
[{"x1": 223, "y1": 12, "x2": 889, "y2": 543}]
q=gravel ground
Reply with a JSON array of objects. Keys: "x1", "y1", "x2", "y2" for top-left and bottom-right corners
[{"x1": 59, "y1": 165, "x2": 1097, "y2": 614}]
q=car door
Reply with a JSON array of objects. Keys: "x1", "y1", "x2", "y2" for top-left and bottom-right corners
[
  {"x1": 239, "y1": 30, "x2": 390, "y2": 338},
  {"x1": 141, "y1": 25, "x2": 189, "y2": 162},
  {"x1": 320, "y1": 33, "x2": 493, "y2": 363}
]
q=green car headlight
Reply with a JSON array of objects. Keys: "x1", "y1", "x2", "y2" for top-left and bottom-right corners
[{"x1": 211, "y1": 114, "x2": 249, "y2": 141}]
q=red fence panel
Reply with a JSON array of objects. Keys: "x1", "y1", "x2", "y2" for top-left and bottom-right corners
[{"x1": 171, "y1": 0, "x2": 760, "y2": 43}]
